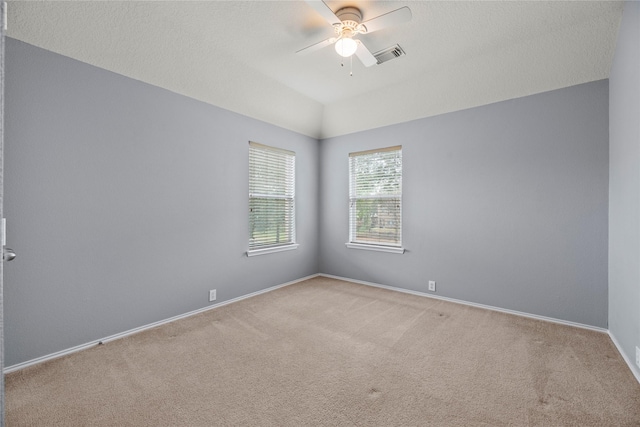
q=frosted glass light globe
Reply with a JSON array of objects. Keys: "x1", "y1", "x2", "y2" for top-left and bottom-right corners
[{"x1": 335, "y1": 38, "x2": 358, "y2": 57}]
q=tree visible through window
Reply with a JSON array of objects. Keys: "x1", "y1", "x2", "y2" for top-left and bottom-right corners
[
  {"x1": 349, "y1": 146, "x2": 402, "y2": 247},
  {"x1": 249, "y1": 142, "x2": 295, "y2": 252}
]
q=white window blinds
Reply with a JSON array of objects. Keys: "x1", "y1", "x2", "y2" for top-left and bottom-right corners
[
  {"x1": 249, "y1": 142, "x2": 296, "y2": 251},
  {"x1": 349, "y1": 146, "x2": 402, "y2": 247}
]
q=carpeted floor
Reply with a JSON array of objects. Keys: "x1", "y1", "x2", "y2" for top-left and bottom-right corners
[{"x1": 6, "y1": 276, "x2": 640, "y2": 426}]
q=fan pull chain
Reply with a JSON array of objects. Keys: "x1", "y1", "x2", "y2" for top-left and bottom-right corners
[{"x1": 350, "y1": 55, "x2": 353, "y2": 77}]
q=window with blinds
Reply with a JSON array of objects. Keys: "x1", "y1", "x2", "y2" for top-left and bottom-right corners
[
  {"x1": 248, "y1": 142, "x2": 296, "y2": 255},
  {"x1": 349, "y1": 146, "x2": 402, "y2": 248}
]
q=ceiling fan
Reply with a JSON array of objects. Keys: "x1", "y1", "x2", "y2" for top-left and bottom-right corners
[{"x1": 296, "y1": 1, "x2": 412, "y2": 67}]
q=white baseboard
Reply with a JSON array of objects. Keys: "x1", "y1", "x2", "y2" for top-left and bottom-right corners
[
  {"x1": 319, "y1": 273, "x2": 608, "y2": 333},
  {"x1": 8, "y1": 272, "x2": 638, "y2": 387},
  {"x1": 608, "y1": 331, "x2": 640, "y2": 385},
  {"x1": 4, "y1": 274, "x2": 320, "y2": 374}
]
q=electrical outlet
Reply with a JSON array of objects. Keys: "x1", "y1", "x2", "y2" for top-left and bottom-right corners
[
  {"x1": 428, "y1": 280, "x2": 436, "y2": 292},
  {"x1": 209, "y1": 289, "x2": 217, "y2": 302},
  {"x1": 636, "y1": 346, "x2": 640, "y2": 369}
]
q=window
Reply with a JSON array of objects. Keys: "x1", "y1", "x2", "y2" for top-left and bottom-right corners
[
  {"x1": 348, "y1": 146, "x2": 404, "y2": 254},
  {"x1": 247, "y1": 142, "x2": 297, "y2": 256}
]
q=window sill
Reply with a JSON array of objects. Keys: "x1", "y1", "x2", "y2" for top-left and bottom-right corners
[
  {"x1": 345, "y1": 243, "x2": 405, "y2": 254},
  {"x1": 247, "y1": 244, "x2": 299, "y2": 257}
]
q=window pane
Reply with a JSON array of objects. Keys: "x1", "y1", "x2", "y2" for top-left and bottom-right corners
[
  {"x1": 350, "y1": 198, "x2": 401, "y2": 245},
  {"x1": 249, "y1": 198, "x2": 295, "y2": 248},
  {"x1": 351, "y1": 151, "x2": 402, "y2": 197}
]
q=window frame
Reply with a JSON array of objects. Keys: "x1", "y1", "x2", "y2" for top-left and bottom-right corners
[
  {"x1": 247, "y1": 141, "x2": 298, "y2": 257},
  {"x1": 346, "y1": 145, "x2": 404, "y2": 254}
]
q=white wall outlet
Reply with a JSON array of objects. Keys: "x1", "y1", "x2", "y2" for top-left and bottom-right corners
[
  {"x1": 209, "y1": 289, "x2": 217, "y2": 302},
  {"x1": 636, "y1": 346, "x2": 640, "y2": 369},
  {"x1": 428, "y1": 280, "x2": 436, "y2": 292}
]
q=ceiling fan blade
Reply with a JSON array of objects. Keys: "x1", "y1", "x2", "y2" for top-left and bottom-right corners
[
  {"x1": 296, "y1": 37, "x2": 336, "y2": 55},
  {"x1": 355, "y1": 42, "x2": 377, "y2": 67},
  {"x1": 361, "y1": 6, "x2": 412, "y2": 34},
  {"x1": 304, "y1": 0, "x2": 341, "y2": 26}
]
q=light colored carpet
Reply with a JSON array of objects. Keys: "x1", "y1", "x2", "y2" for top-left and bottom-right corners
[{"x1": 6, "y1": 276, "x2": 640, "y2": 426}]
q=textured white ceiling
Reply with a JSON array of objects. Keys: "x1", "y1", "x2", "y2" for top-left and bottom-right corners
[{"x1": 7, "y1": 1, "x2": 623, "y2": 138}]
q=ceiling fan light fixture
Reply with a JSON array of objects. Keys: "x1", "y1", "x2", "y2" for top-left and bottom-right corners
[{"x1": 335, "y1": 37, "x2": 358, "y2": 57}]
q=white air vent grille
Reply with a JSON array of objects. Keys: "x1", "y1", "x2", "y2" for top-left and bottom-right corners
[{"x1": 374, "y1": 44, "x2": 405, "y2": 65}]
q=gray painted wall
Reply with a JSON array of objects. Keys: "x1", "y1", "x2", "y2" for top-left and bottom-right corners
[
  {"x1": 609, "y1": 1, "x2": 640, "y2": 376},
  {"x1": 4, "y1": 38, "x2": 319, "y2": 367},
  {"x1": 319, "y1": 80, "x2": 609, "y2": 328},
  {"x1": 3, "y1": 36, "x2": 615, "y2": 368}
]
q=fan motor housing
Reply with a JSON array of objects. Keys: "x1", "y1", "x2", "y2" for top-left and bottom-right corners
[{"x1": 335, "y1": 7, "x2": 362, "y2": 24}]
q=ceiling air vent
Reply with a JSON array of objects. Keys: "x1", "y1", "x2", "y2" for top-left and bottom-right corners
[{"x1": 373, "y1": 44, "x2": 406, "y2": 65}]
